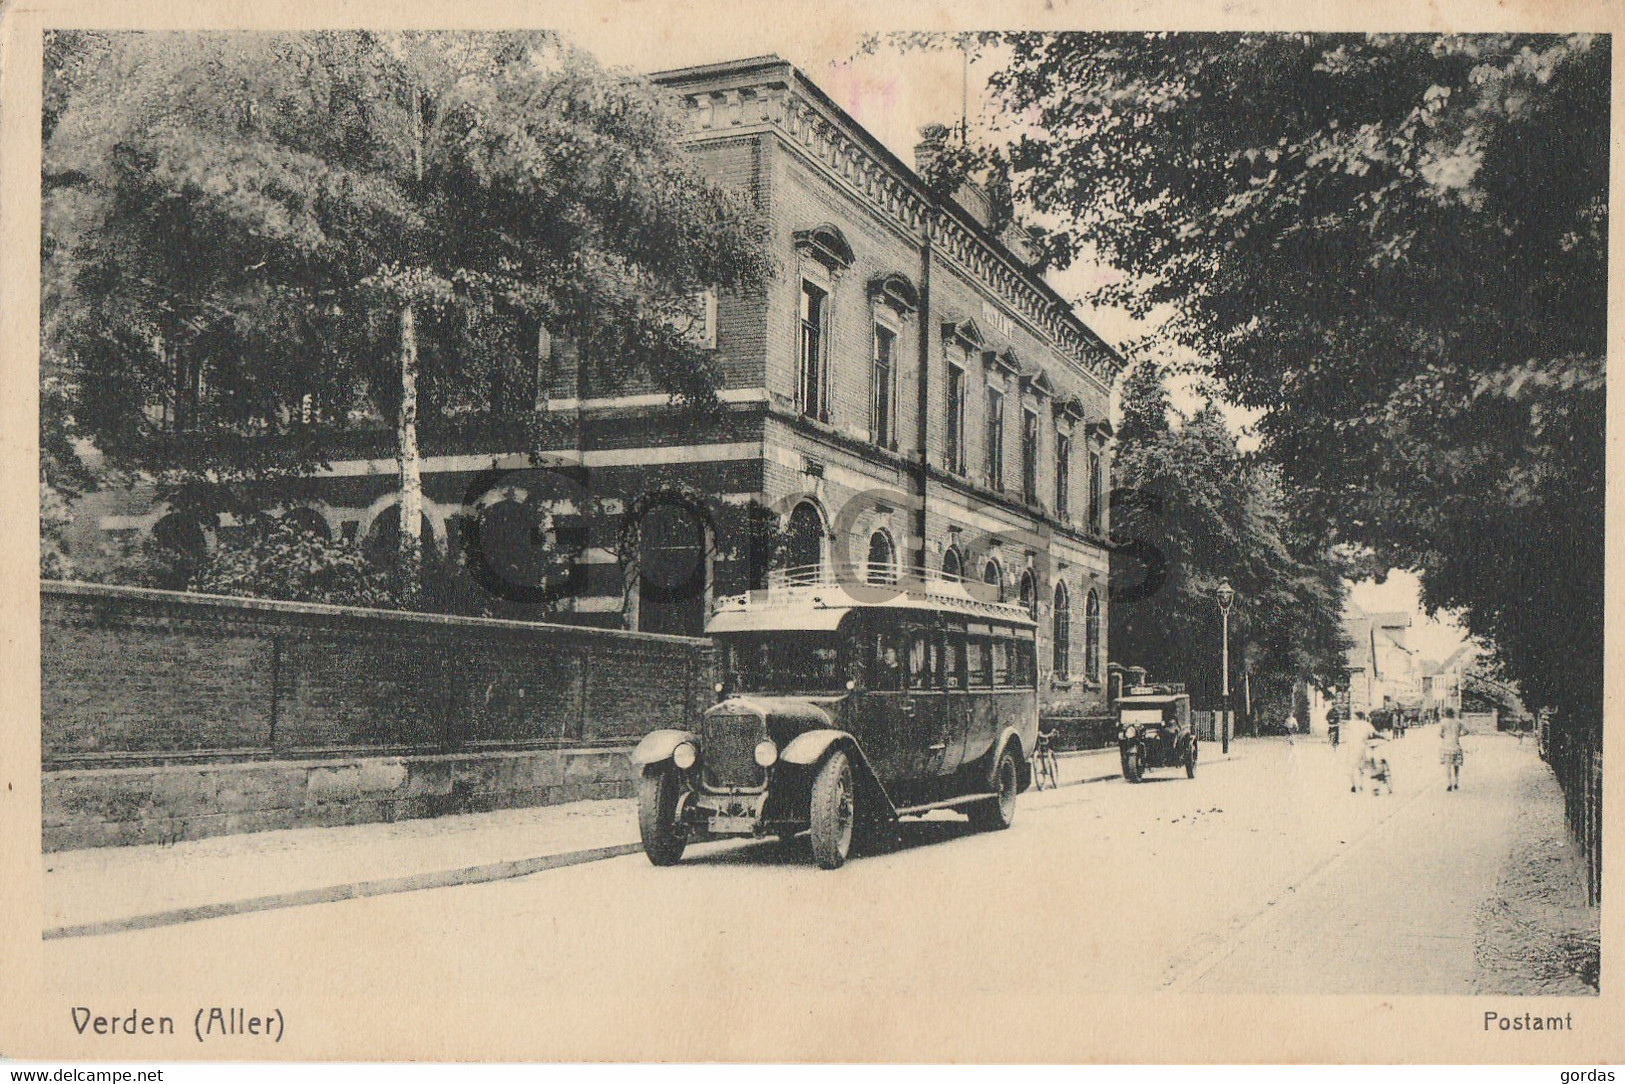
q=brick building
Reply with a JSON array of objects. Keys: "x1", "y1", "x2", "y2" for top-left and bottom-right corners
[{"x1": 65, "y1": 55, "x2": 1125, "y2": 712}]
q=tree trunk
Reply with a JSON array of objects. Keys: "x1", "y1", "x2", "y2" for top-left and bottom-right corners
[{"x1": 398, "y1": 301, "x2": 423, "y2": 592}]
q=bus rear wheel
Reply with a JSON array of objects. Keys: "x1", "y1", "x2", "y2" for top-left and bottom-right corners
[{"x1": 969, "y1": 746, "x2": 1019, "y2": 831}]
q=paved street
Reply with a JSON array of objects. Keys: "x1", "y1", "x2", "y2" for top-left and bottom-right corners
[{"x1": 40, "y1": 732, "x2": 1594, "y2": 1059}]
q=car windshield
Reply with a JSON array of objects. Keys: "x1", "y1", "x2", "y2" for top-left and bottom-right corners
[
  {"x1": 1121, "y1": 707, "x2": 1169, "y2": 726},
  {"x1": 722, "y1": 633, "x2": 845, "y2": 694}
]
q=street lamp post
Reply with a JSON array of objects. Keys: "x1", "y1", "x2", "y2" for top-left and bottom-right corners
[{"x1": 1217, "y1": 580, "x2": 1235, "y2": 755}]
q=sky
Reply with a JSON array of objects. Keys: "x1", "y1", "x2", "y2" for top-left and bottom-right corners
[
  {"x1": 1348, "y1": 570, "x2": 1474, "y2": 666},
  {"x1": 570, "y1": 28, "x2": 1470, "y2": 661}
]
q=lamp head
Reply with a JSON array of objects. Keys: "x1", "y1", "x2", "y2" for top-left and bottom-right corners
[{"x1": 1217, "y1": 580, "x2": 1235, "y2": 612}]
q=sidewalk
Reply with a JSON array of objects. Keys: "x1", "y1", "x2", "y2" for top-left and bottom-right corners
[
  {"x1": 45, "y1": 744, "x2": 1131, "y2": 938},
  {"x1": 1178, "y1": 733, "x2": 1599, "y2": 995}
]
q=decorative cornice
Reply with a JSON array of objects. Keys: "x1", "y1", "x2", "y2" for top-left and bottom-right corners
[{"x1": 653, "y1": 58, "x2": 1125, "y2": 390}]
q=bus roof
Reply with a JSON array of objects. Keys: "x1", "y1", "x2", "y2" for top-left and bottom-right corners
[{"x1": 707, "y1": 565, "x2": 1037, "y2": 635}]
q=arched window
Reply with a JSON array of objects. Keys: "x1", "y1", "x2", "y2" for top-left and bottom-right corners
[
  {"x1": 865, "y1": 530, "x2": 897, "y2": 585},
  {"x1": 942, "y1": 545, "x2": 963, "y2": 581},
  {"x1": 1019, "y1": 568, "x2": 1037, "y2": 620},
  {"x1": 1053, "y1": 582, "x2": 1071, "y2": 679},
  {"x1": 982, "y1": 559, "x2": 1004, "y2": 601},
  {"x1": 782, "y1": 502, "x2": 825, "y2": 583},
  {"x1": 1085, "y1": 589, "x2": 1102, "y2": 682}
]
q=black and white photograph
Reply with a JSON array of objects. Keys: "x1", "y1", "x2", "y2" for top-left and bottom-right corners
[{"x1": 2, "y1": 0, "x2": 1617, "y2": 1066}]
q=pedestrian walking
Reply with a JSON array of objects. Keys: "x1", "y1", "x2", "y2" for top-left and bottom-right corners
[
  {"x1": 1345, "y1": 711, "x2": 1376, "y2": 792},
  {"x1": 1440, "y1": 706, "x2": 1468, "y2": 790},
  {"x1": 1285, "y1": 712, "x2": 1299, "y2": 747},
  {"x1": 1326, "y1": 705, "x2": 1341, "y2": 750}
]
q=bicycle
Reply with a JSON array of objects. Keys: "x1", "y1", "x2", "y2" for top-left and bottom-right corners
[{"x1": 1032, "y1": 726, "x2": 1060, "y2": 790}]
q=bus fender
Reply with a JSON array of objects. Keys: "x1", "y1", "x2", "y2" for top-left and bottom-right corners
[
  {"x1": 992, "y1": 726, "x2": 1031, "y2": 792},
  {"x1": 780, "y1": 730, "x2": 898, "y2": 823},
  {"x1": 780, "y1": 729, "x2": 850, "y2": 767},
  {"x1": 630, "y1": 729, "x2": 700, "y2": 767}
]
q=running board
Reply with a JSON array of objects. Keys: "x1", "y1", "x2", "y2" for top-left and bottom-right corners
[{"x1": 894, "y1": 793, "x2": 997, "y2": 816}]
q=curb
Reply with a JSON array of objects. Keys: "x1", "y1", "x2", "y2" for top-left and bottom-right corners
[
  {"x1": 43, "y1": 841, "x2": 645, "y2": 941},
  {"x1": 44, "y1": 750, "x2": 1251, "y2": 940}
]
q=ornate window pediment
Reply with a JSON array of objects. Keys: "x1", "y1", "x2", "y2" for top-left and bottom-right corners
[
  {"x1": 1019, "y1": 365, "x2": 1056, "y2": 398},
  {"x1": 982, "y1": 347, "x2": 1022, "y2": 376},
  {"x1": 1053, "y1": 395, "x2": 1088, "y2": 422},
  {"x1": 1087, "y1": 419, "x2": 1115, "y2": 442},
  {"x1": 793, "y1": 223, "x2": 854, "y2": 273},
  {"x1": 868, "y1": 272, "x2": 918, "y2": 316},
  {"x1": 942, "y1": 316, "x2": 985, "y2": 351}
]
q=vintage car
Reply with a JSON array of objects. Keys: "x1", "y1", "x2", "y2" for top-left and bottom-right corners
[
  {"x1": 1116, "y1": 682, "x2": 1196, "y2": 782},
  {"x1": 632, "y1": 565, "x2": 1040, "y2": 869}
]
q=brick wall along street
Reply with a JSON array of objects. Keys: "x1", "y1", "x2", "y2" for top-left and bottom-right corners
[{"x1": 40, "y1": 582, "x2": 713, "y2": 850}]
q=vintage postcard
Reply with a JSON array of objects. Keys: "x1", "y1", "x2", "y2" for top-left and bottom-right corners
[{"x1": 1, "y1": 0, "x2": 1620, "y2": 1065}]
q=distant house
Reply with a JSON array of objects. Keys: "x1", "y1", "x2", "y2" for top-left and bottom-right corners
[
  {"x1": 1421, "y1": 643, "x2": 1476, "y2": 717},
  {"x1": 1341, "y1": 602, "x2": 1420, "y2": 716}
]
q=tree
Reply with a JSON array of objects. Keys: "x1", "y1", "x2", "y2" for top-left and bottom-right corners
[
  {"x1": 44, "y1": 30, "x2": 769, "y2": 599},
  {"x1": 1110, "y1": 362, "x2": 1347, "y2": 716},
  {"x1": 936, "y1": 32, "x2": 1605, "y2": 892},
  {"x1": 880, "y1": 33, "x2": 1604, "y2": 736}
]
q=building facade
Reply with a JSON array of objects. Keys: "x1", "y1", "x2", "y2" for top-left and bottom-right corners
[
  {"x1": 64, "y1": 56, "x2": 1125, "y2": 712},
  {"x1": 1341, "y1": 603, "x2": 1420, "y2": 717}
]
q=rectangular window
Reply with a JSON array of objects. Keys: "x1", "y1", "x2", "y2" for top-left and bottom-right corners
[
  {"x1": 907, "y1": 630, "x2": 936, "y2": 689},
  {"x1": 945, "y1": 361, "x2": 966, "y2": 473},
  {"x1": 991, "y1": 638, "x2": 1011, "y2": 687},
  {"x1": 1014, "y1": 639, "x2": 1035, "y2": 687},
  {"x1": 1088, "y1": 448, "x2": 1104, "y2": 533},
  {"x1": 985, "y1": 387, "x2": 1005, "y2": 491},
  {"x1": 1056, "y1": 434, "x2": 1072, "y2": 520},
  {"x1": 943, "y1": 634, "x2": 967, "y2": 689},
  {"x1": 872, "y1": 324, "x2": 896, "y2": 448},
  {"x1": 798, "y1": 282, "x2": 828, "y2": 421},
  {"x1": 869, "y1": 632, "x2": 904, "y2": 691},
  {"x1": 1022, "y1": 407, "x2": 1040, "y2": 505},
  {"x1": 966, "y1": 638, "x2": 990, "y2": 687}
]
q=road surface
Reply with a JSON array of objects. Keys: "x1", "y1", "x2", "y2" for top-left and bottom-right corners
[{"x1": 39, "y1": 731, "x2": 1580, "y2": 1060}]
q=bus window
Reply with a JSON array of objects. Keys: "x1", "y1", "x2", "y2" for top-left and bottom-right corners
[
  {"x1": 991, "y1": 638, "x2": 1011, "y2": 686},
  {"x1": 1013, "y1": 638, "x2": 1035, "y2": 686},
  {"x1": 943, "y1": 634, "x2": 967, "y2": 689},
  {"x1": 869, "y1": 632, "x2": 904, "y2": 691},
  {"x1": 907, "y1": 631, "x2": 934, "y2": 689},
  {"x1": 966, "y1": 637, "x2": 990, "y2": 687}
]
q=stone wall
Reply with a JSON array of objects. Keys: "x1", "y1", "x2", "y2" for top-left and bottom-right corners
[{"x1": 41, "y1": 582, "x2": 713, "y2": 851}]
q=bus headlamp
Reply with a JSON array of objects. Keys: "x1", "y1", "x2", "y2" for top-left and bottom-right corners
[
  {"x1": 672, "y1": 742, "x2": 698, "y2": 770},
  {"x1": 754, "y1": 740, "x2": 779, "y2": 768},
  {"x1": 1123, "y1": 725, "x2": 1138, "y2": 739}
]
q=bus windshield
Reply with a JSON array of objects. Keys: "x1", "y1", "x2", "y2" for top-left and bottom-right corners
[{"x1": 721, "y1": 633, "x2": 845, "y2": 694}]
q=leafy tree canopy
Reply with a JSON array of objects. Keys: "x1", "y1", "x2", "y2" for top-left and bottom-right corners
[
  {"x1": 883, "y1": 32, "x2": 1605, "y2": 727},
  {"x1": 1111, "y1": 362, "x2": 1348, "y2": 715},
  {"x1": 43, "y1": 30, "x2": 770, "y2": 489}
]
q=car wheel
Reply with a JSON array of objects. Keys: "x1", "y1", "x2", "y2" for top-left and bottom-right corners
[
  {"x1": 1122, "y1": 747, "x2": 1143, "y2": 783},
  {"x1": 1186, "y1": 744, "x2": 1197, "y2": 779},
  {"x1": 637, "y1": 766, "x2": 687, "y2": 867},
  {"x1": 809, "y1": 750, "x2": 856, "y2": 870},
  {"x1": 969, "y1": 746, "x2": 1019, "y2": 831}
]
